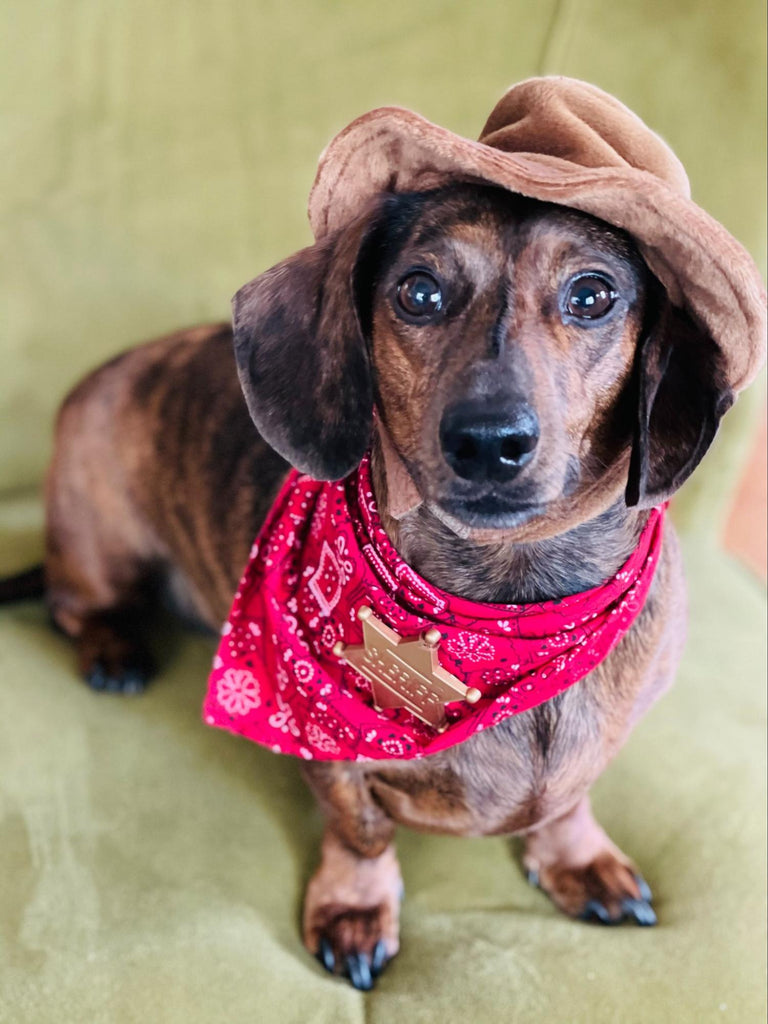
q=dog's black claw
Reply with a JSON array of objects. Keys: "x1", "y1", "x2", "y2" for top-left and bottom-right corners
[
  {"x1": 622, "y1": 897, "x2": 657, "y2": 927},
  {"x1": 370, "y1": 939, "x2": 388, "y2": 977},
  {"x1": 345, "y1": 952, "x2": 373, "y2": 991},
  {"x1": 119, "y1": 669, "x2": 147, "y2": 695},
  {"x1": 634, "y1": 874, "x2": 654, "y2": 904},
  {"x1": 85, "y1": 662, "x2": 108, "y2": 691},
  {"x1": 317, "y1": 937, "x2": 335, "y2": 974},
  {"x1": 580, "y1": 899, "x2": 614, "y2": 925},
  {"x1": 85, "y1": 661, "x2": 148, "y2": 695}
]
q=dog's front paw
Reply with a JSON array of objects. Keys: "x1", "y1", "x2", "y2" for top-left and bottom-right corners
[
  {"x1": 311, "y1": 907, "x2": 396, "y2": 990},
  {"x1": 526, "y1": 850, "x2": 656, "y2": 926},
  {"x1": 303, "y1": 834, "x2": 402, "y2": 989}
]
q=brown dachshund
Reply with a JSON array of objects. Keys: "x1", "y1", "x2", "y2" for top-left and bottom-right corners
[{"x1": 22, "y1": 184, "x2": 729, "y2": 988}]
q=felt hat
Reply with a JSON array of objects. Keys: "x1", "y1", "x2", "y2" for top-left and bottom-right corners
[{"x1": 309, "y1": 76, "x2": 766, "y2": 392}]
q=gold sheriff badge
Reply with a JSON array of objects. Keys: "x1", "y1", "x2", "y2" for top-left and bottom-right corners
[{"x1": 333, "y1": 605, "x2": 481, "y2": 731}]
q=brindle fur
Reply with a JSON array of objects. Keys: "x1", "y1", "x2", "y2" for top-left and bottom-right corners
[{"x1": 42, "y1": 186, "x2": 718, "y2": 986}]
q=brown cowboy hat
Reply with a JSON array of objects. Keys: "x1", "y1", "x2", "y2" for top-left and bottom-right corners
[{"x1": 309, "y1": 76, "x2": 766, "y2": 393}]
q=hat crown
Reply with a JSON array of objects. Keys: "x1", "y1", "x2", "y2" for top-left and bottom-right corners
[{"x1": 479, "y1": 77, "x2": 690, "y2": 197}]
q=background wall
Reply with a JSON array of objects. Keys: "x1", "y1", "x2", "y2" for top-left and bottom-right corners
[{"x1": 1, "y1": 0, "x2": 765, "y2": 518}]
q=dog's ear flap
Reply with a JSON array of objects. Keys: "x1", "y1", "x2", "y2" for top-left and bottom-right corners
[
  {"x1": 626, "y1": 300, "x2": 734, "y2": 508},
  {"x1": 232, "y1": 203, "x2": 385, "y2": 480}
]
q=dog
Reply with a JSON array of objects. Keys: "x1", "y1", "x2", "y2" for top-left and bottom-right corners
[
  {"x1": 36, "y1": 182, "x2": 708, "y2": 985},
  {"x1": 2, "y1": 77, "x2": 765, "y2": 992}
]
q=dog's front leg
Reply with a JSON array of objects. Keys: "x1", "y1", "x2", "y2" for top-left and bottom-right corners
[
  {"x1": 522, "y1": 794, "x2": 656, "y2": 926},
  {"x1": 301, "y1": 763, "x2": 402, "y2": 989}
]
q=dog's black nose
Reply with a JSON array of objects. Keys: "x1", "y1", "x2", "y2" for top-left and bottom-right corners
[{"x1": 440, "y1": 402, "x2": 540, "y2": 483}]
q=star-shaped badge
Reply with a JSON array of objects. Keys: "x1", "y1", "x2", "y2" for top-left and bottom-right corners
[{"x1": 333, "y1": 606, "x2": 481, "y2": 731}]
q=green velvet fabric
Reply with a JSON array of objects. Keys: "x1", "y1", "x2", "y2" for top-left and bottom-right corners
[{"x1": 0, "y1": 1, "x2": 765, "y2": 1020}]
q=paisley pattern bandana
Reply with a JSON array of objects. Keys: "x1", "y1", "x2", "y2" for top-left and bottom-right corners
[{"x1": 203, "y1": 456, "x2": 665, "y2": 762}]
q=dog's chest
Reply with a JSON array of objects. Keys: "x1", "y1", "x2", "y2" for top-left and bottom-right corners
[{"x1": 367, "y1": 682, "x2": 607, "y2": 836}]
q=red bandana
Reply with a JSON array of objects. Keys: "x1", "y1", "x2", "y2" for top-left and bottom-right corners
[{"x1": 203, "y1": 456, "x2": 665, "y2": 761}]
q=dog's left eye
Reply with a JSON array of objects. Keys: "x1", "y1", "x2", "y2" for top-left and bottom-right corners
[
  {"x1": 564, "y1": 275, "x2": 617, "y2": 320},
  {"x1": 395, "y1": 271, "x2": 443, "y2": 320}
]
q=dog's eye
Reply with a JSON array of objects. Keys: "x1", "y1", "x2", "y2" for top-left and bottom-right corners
[
  {"x1": 564, "y1": 275, "x2": 617, "y2": 319},
  {"x1": 395, "y1": 271, "x2": 443, "y2": 320}
]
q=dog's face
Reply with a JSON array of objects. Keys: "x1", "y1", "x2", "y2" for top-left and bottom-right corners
[
  {"x1": 363, "y1": 187, "x2": 648, "y2": 530},
  {"x1": 233, "y1": 184, "x2": 729, "y2": 535}
]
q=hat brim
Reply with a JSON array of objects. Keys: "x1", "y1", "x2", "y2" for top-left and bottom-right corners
[{"x1": 309, "y1": 107, "x2": 766, "y2": 391}]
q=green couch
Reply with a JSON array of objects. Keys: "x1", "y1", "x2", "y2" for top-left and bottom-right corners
[{"x1": 1, "y1": 1, "x2": 765, "y2": 1020}]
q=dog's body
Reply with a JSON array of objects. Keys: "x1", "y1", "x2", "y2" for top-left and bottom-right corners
[{"x1": 41, "y1": 187, "x2": 712, "y2": 987}]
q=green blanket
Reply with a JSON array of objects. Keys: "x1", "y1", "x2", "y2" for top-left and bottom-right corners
[{"x1": 1, "y1": 1, "x2": 765, "y2": 1020}]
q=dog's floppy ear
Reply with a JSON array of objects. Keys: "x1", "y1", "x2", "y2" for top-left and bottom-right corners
[
  {"x1": 626, "y1": 298, "x2": 734, "y2": 508},
  {"x1": 232, "y1": 202, "x2": 385, "y2": 480}
]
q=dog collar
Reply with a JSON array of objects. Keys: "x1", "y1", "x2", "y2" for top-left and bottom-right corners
[{"x1": 203, "y1": 456, "x2": 665, "y2": 761}]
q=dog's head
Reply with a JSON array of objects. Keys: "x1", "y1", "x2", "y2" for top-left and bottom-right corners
[{"x1": 232, "y1": 184, "x2": 731, "y2": 538}]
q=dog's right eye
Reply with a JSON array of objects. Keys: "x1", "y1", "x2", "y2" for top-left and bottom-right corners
[
  {"x1": 563, "y1": 274, "x2": 617, "y2": 320},
  {"x1": 395, "y1": 271, "x2": 443, "y2": 321}
]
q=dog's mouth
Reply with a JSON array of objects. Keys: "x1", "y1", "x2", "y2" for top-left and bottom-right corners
[{"x1": 434, "y1": 492, "x2": 545, "y2": 530}]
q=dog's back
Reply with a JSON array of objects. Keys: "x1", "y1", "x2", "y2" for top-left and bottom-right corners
[{"x1": 44, "y1": 322, "x2": 287, "y2": 684}]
